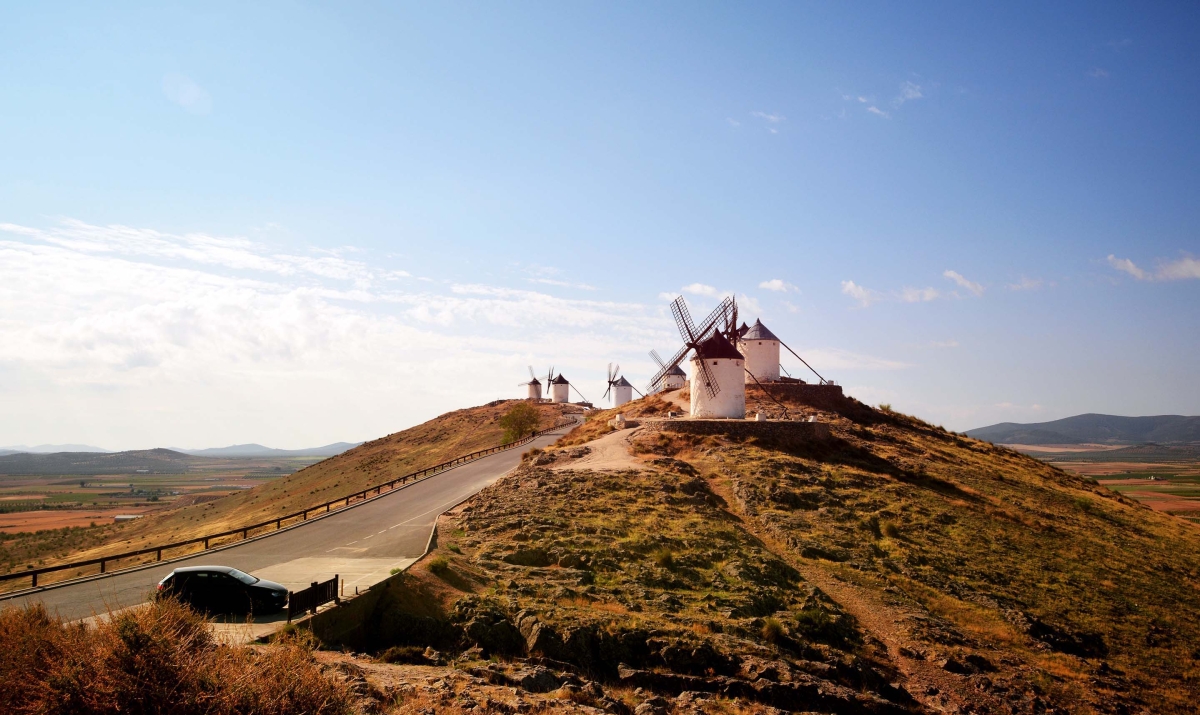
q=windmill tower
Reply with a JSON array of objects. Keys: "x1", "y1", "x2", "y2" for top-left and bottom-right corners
[
  {"x1": 646, "y1": 296, "x2": 745, "y2": 418},
  {"x1": 548, "y1": 370, "x2": 571, "y2": 403},
  {"x1": 737, "y1": 319, "x2": 781, "y2": 383},
  {"x1": 603, "y1": 363, "x2": 638, "y2": 408},
  {"x1": 519, "y1": 366, "x2": 543, "y2": 400},
  {"x1": 650, "y1": 350, "x2": 688, "y2": 390}
]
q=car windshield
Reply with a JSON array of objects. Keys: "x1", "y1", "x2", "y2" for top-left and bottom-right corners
[{"x1": 228, "y1": 568, "x2": 259, "y2": 585}]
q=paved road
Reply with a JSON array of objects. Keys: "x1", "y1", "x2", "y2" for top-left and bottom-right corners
[{"x1": 1, "y1": 426, "x2": 570, "y2": 621}]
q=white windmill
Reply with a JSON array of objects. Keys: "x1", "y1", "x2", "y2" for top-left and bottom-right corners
[
  {"x1": 737, "y1": 319, "x2": 781, "y2": 383},
  {"x1": 650, "y1": 350, "x2": 688, "y2": 391},
  {"x1": 646, "y1": 296, "x2": 745, "y2": 418},
  {"x1": 519, "y1": 366, "x2": 543, "y2": 401},
  {"x1": 603, "y1": 363, "x2": 641, "y2": 408}
]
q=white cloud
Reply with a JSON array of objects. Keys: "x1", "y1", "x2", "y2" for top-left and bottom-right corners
[
  {"x1": 758, "y1": 278, "x2": 797, "y2": 292},
  {"x1": 899, "y1": 286, "x2": 940, "y2": 303},
  {"x1": 866, "y1": 106, "x2": 890, "y2": 119},
  {"x1": 943, "y1": 269, "x2": 984, "y2": 297},
  {"x1": 0, "y1": 219, "x2": 675, "y2": 449},
  {"x1": 680, "y1": 282, "x2": 721, "y2": 297},
  {"x1": 1088, "y1": 68, "x2": 1110, "y2": 79},
  {"x1": 726, "y1": 117, "x2": 741, "y2": 127},
  {"x1": 162, "y1": 73, "x2": 212, "y2": 114},
  {"x1": 841, "y1": 280, "x2": 880, "y2": 307},
  {"x1": 1157, "y1": 256, "x2": 1200, "y2": 280},
  {"x1": 526, "y1": 278, "x2": 597, "y2": 290},
  {"x1": 930, "y1": 339, "x2": 959, "y2": 348},
  {"x1": 1108, "y1": 253, "x2": 1200, "y2": 281},
  {"x1": 895, "y1": 81, "x2": 923, "y2": 104},
  {"x1": 751, "y1": 111, "x2": 785, "y2": 123},
  {"x1": 1007, "y1": 277, "x2": 1044, "y2": 291},
  {"x1": 1107, "y1": 254, "x2": 1148, "y2": 280},
  {"x1": 738, "y1": 293, "x2": 763, "y2": 318}
]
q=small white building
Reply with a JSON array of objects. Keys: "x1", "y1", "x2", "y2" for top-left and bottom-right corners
[
  {"x1": 738, "y1": 319, "x2": 781, "y2": 383},
  {"x1": 525, "y1": 376, "x2": 543, "y2": 401},
  {"x1": 611, "y1": 376, "x2": 634, "y2": 407},
  {"x1": 689, "y1": 332, "x2": 746, "y2": 419},
  {"x1": 549, "y1": 374, "x2": 571, "y2": 403},
  {"x1": 662, "y1": 364, "x2": 687, "y2": 390}
]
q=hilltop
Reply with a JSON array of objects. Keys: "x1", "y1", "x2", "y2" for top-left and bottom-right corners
[
  {"x1": 967, "y1": 413, "x2": 1200, "y2": 445},
  {"x1": 315, "y1": 388, "x2": 1200, "y2": 714}
]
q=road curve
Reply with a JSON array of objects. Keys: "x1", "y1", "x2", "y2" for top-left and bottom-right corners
[{"x1": 2, "y1": 425, "x2": 571, "y2": 621}]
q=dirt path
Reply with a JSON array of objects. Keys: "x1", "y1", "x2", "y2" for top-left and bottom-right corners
[
  {"x1": 701, "y1": 477, "x2": 1007, "y2": 714},
  {"x1": 552, "y1": 427, "x2": 644, "y2": 472},
  {"x1": 796, "y1": 564, "x2": 1009, "y2": 714},
  {"x1": 556, "y1": 423, "x2": 1003, "y2": 712}
]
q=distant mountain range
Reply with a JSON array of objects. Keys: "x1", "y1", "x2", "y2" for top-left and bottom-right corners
[
  {"x1": 0, "y1": 443, "x2": 112, "y2": 454},
  {"x1": 0, "y1": 441, "x2": 361, "y2": 476},
  {"x1": 966, "y1": 413, "x2": 1200, "y2": 445},
  {"x1": 172, "y1": 442, "x2": 361, "y2": 458},
  {"x1": 0, "y1": 442, "x2": 359, "y2": 458}
]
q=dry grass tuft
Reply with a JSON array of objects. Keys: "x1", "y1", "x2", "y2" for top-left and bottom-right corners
[{"x1": 0, "y1": 598, "x2": 353, "y2": 714}]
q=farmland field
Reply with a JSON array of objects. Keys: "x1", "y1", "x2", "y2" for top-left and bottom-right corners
[
  {"x1": 0, "y1": 455, "x2": 322, "y2": 533},
  {"x1": 1007, "y1": 443, "x2": 1200, "y2": 524}
]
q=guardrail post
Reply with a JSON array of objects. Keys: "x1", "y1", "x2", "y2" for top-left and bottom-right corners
[
  {"x1": 203, "y1": 538, "x2": 209, "y2": 549},
  {"x1": 242, "y1": 528, "x2": 247, "y2": 539},
  {"x1": 156, "y1": 549, "x2": 162, "y2": 561},
  {"x1": 31, "y1": 572, "x2": 37, "y2": 587},
  {"x1": 100, "y1": 560, "x2": 105, "y2": 574},
  {"x1": 275, "y1": 519, "x2": 281, "y2": 529}
]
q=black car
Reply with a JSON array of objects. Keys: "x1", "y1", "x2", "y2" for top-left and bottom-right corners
[{"x1": 157, "y1": 565, "x2": 288, "y2": 615}]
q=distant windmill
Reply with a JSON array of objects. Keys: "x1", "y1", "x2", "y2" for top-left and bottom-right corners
[
  {"x1": 647, "y1": 296, "x2": 746, "y2": 418},
  {"x1": 603, "y1": 363, "x2": 642, "y2": 408},
  {"x1": 519, "y1": 366, "x2": 543, "y2": 401},
  {"x1": 649, "y1": 350, "x2": 687, "y2": 391}
]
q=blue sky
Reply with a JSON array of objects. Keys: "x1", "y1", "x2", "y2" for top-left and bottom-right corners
[{"x1": 2, "y1": 2, "x2": 1198, "y2": 449}]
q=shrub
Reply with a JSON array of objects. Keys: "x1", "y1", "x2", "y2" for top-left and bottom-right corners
[
  {"x1": 882, "y1": 521, "x2": 901, "y2": 538},
  {"x1": 651, "y1": 548, "x2": 675, "y2": 570},
  {"x1": 0, "y1": 599, "x2": 353, "y2": 714},
  {"x1": 377, "y1": 645, "x2": 428, "y2": 664},
  {"x1": 427, "y1": 556, "x2": 450, "y2": 574},
  {"x1": 761, "y1": 617, "x2": 785, "y2": 644},
  {"x1": 447, "y1": 543, "x2": 462, "y2": 554},
  {"x1": 500, "y1": 402, "x2": 541, "y2": 444}
]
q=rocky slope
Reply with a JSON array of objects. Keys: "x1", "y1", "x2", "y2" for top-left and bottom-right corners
[{"x1": 316, "y1": 389, "x2": 1200, "y2": 714}]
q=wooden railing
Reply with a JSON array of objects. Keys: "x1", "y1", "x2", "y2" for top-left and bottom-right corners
[
  {"x1": 0, "y1": 419, "x2": 573, "y2": 591},
  {"x1": 288, "y1": 574, "x2": 339, "y2": 621}
]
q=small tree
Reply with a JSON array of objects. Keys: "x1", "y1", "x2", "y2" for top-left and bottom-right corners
[{"x1": 499, "y1": 402, "x2": 540, "y2": 444}]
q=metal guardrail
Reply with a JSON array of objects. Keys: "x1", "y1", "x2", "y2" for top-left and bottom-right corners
[
  {"x1": 288, "y1": 574, "x2": 339, "y2": 621},
  {"x1": 1, "y1": 419, "x2": 573, "y2": 590}
]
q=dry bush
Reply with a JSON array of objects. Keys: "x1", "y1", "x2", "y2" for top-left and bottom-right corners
[{"x1": 0, "y1": 599, "x2": 353, "y2": 714}]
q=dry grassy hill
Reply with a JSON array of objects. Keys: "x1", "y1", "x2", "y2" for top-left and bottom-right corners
[
  {"x1": 321, "y1": 387, "x2": 1200, "y2": 714},
  {"x1": 1, "y1": 400, "x2": 573, "y2": 579}
]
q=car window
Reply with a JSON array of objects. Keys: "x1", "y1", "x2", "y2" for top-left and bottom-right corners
[{"x1": 228, "y1": 568, "x2": 259, "y2": 585}]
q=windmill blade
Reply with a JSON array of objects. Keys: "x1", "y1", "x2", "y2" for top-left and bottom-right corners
[
  {"x1": 611, "y1": 364, "x2": 619, "y2": 383},
  {"x1": 649, "y1": 349, "x2": 665, "y2": 368},
  {"x1": 647, "y1": 296, "x2": 735, "y2": 393},
  {"x1": 670, "y1": 296, "x2": 699, "y2": 344},
  {"x1": 694, "y1": 356, "x2": 721, "y2": 399},
  {"x1": 603, "y1": 384, "x2": 612, "y2": 400},
  {"x1": 529, "y1": 366, "x2": 536, "y2": 381}
]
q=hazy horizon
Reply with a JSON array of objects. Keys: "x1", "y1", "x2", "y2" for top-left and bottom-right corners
[{"x1": 2, "y1": 2, "x2": 1198, "y2": 449}]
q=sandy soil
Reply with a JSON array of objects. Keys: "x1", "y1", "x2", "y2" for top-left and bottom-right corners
[
  {"x1": 553, "y1": 428, "x2": 644, "y2": 471},
  {"x1": 1056, "y1": 461, "x2": 1184, "y2": 476},
  {"x1": 0, "y1": 506, "x2": 155, "y2": 533},
  {"x1": 1122, "y1": 492, "x2": 1200, "y2": 513},
  {"x1": 1005, "y1": 443, "x2": 1127, "y2": 453}
]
